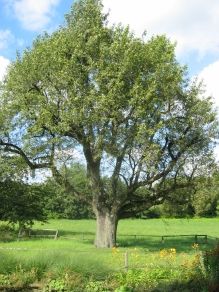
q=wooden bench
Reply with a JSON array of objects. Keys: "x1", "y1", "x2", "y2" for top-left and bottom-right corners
[{"x1": 18, "y1": 228, "x2": 58, "y2": 240}]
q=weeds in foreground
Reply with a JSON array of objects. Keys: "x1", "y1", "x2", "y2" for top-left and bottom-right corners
[
  {"x1": 0, "y1": 235, "x2": 218, "y2": 291},
  {"x1": 203, "y1": 244, "x2": 219, "y2": 291},
  {"x1": 37, "y1": 246, "x2": 216, "y2": 291},
  {"x1": 0, "y1": 267, "x2": 37, "y2": 290}
]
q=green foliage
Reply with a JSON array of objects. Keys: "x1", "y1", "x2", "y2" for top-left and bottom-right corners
[
  {"x1": 0, "y1": 274, "x2": 11, "y2": 287},
  {"x1": 0, "y1": 224, "x2": 16, "y2": 241},
  {"x1": 45, "y1": 185, "x2": 93, "y2": 219},
  {"x1": 192, "y1": 174, "x2": 219, "y2": 217},
  {"x1": 0, "y1": 0, "x2": 218, "y2": 247},
  {"x1": 160, "y1": 202, "x2": 194, "y2": 218},
  {"x1": 114, "y1": 268, "x2": 182, "y2": 291},
  {"x1": 115, "y1": 285, "x2": 133, "y2": 292},
  {"x1": 143, "y1": 172, "x2": 219, "y2": 218},
  {"x1": 0, "y1": 268, "x2": 37, "y2": 290},
  {"x1": 42, "y1": 272, "x2": 87, "y2": 292},
  {"x1": 43, "y1": 278, "x2": 66, "y2": 292},
  {"x1": 141, "y1": 200, "x2": 194, "y2": 219},
  {"x1": 0, "y1": 180, "x2": 48, "y2": 230},
  {"x1": 203, "y1": 244, "x2": 219, "y2": 285},
  {"x1": 85, "y1": 280, "x2": 109, "y2": 292},
  {"x1": 0, "y1": 155, "x2": 28, "y2": 181},
  {"x1": 44, "y1": 163, "x2": 94, "y2": 219}
]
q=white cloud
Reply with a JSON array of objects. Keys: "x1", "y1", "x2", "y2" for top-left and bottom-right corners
[
  {"x1": 0, "y1": 30, "x2": 13, "y2": 50},
  {"x1": 10, "y1": 0, "x2": 60, "y2": 31},
  {"x1": 0, "y1": 56, "x2": 10, "y2": 81},
  {"x1": 198, "y1": 61, "x2": 219, "y2": 109},
  {"x1": 103, "y1": 0, "x2": 219, "y2": 58}
]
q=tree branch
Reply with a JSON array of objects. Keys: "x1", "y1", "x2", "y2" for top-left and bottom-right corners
[{"x1": 0, "y1": 140, "x2": 51, "y2": 169}]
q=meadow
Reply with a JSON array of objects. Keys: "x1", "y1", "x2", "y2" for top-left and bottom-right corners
[{"x1": 0, "y1": 218, "x2": 219, "y2": 291}]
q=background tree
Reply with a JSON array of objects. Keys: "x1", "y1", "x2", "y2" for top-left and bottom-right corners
[
  {"x1": 144, "y1": 162, "x2": 219, "y2": 218},
  {"x1": 0, "y1": 180, "x2": 48, "y2": 233},
  {"x1": 0, "y1": 0, "x2": 218, "y2": 247},
  {"x1": 45, "y1": 163, "x2": 94, "y2": 219},
  {"x1": 192, "y1": 172, "x2": 219, "y2": 217}
]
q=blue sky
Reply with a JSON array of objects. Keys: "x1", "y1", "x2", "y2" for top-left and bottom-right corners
[
  {"x1": 0, "y1": 0, "x2": 219, "y2": 121},
  {"x1": 0, "y1": 0, "x2": 73, "y2": 60}
]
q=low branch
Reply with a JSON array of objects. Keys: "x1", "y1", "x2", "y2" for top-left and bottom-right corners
[
  {"x1": 0, "y1": 140, "x2": 50, "y2": 169},
  {"x1": 118, "y1": 177, "x2": 195, "y2": 219}
]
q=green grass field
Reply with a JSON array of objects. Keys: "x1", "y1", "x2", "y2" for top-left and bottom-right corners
[
  {"x1": 0, "y1": 218, "x2": 218, "y2": 290},
  {"x1": 0, "y1": 218, "x2": 219, "y2": 271}
]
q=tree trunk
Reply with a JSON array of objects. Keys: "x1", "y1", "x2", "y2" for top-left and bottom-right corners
[{"x1": 95, "y1": 210, "x2": 118, "y2": 248}]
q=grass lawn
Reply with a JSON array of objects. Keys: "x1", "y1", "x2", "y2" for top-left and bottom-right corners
[{"x1": 0, "y1": 218, "x2": 218, "y2": 291}]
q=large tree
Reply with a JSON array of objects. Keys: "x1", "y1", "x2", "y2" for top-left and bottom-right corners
[{"x1": 0, "y1": 0, "x2": 217, "y2": 247}]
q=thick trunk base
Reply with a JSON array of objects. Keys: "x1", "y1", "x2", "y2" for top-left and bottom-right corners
[{"x1": 95, "y1": 211, "x2": 118, "y2": 248}]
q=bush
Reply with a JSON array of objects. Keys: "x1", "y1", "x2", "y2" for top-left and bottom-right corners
[
  {"x1": 0, "y1": 268, "x2": 37, "y2": 290},
  {"x1": 203, "y1": 244, "x2": 219, "y2": 287},
  {"x1": 0, "y1": 224, "x2": 16, "y2": 241},
  {"x1": 0, "y1": 180, "x2": 48, "y2": 231}
]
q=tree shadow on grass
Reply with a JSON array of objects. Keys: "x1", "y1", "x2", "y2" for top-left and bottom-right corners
[
  {"x1": 59, "y1": 232, "x2": 217, "y2": 253},
  {"x1": 117, "y1": 236, "x2": 217, "y2": 252}
]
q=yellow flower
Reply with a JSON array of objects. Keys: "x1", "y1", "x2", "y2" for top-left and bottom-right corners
[
  {"x1": 112, "y1": 247, "x2": 119, "y2": 254},
  {"x1": 159, "y1": 248, "x2": 176, "y2": 259},
  {"x1": 192, "y1": 243, "x2": 199, "y2": 250},
  {"x1": 159, "y1": 249, "x2": 167, "y2": 258}
]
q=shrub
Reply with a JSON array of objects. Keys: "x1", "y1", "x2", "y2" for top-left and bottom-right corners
[
  {"x1": 0, "y1": 268, "x2": 37, "y2": 290},
  {"x1": 43, "y1": 271, "x2": 87, "y2": 292},
  {"x1": 203, "y1": 244, "x2": 219, "y2": 287},
  {"x1": 0, "y1": 180, "x2": 48, "y2": 232},
  {"x1": 0, "y1": 223, "x2": 16, "y2": 241}
]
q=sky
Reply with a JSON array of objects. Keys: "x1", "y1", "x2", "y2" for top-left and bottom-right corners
[{"x1": 0, "y1": 0, "x2": 219, "y2": 156}]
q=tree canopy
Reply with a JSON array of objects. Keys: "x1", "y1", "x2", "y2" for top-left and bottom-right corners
[{"x1": 0, "y1": 0, "x2": 218, "y2": 247}]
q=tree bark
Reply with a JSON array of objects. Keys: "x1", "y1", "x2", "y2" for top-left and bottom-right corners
[{"x1": 95, "y1": 210, "x2": 118, "y2": 248}]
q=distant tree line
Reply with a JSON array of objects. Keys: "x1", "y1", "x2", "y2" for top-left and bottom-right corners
[
  {"x1": 43, "y1": 164, "x2": 219, "y2": 219},
  {"x1": 0, "y1": 161, "x2": 218, "y2": 233}
]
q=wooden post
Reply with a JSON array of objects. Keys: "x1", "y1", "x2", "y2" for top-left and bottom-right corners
[
  {"x1": 54, "y1": 230, "x2": 58, "y2": 240},
  {"x1": 17, "y1": 230, "x2": 21, "y2": 241},
  {"x1": 195, "y1": 235, "x2": 198, "y2": 243},
  {"x1": 124, "y1": 252, "x2": 129, "y2": 272}
]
